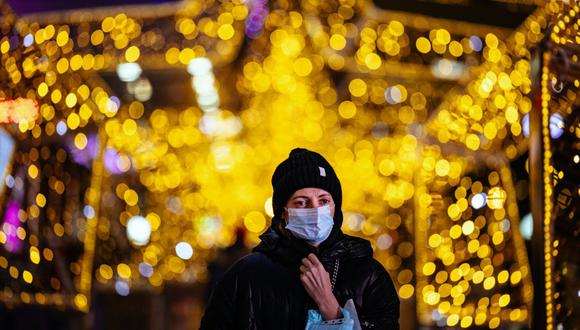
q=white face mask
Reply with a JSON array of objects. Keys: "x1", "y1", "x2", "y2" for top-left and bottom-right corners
[{"x1": 284, "y1": 205, "x2": 334, "y2": 245}]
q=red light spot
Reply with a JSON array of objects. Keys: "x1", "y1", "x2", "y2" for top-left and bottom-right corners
[{"x1": 0, "y1": 98, "x2": 40, "y2": 124}]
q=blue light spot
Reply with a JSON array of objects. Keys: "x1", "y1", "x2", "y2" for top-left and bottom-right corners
[
  {"x1": 469, "y1": 36, "x2": 483, "y2": 52},
  {"x1": 56, "y1": 121, "x2": 68, "y2": 136},
  {"x1": 23, "y1": 34, "x2": 34, "y2": 47}
]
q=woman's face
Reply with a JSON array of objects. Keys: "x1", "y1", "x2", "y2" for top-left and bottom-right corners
[{"x1": 283, "y1": 187, "x2": 335, "y2": 221}]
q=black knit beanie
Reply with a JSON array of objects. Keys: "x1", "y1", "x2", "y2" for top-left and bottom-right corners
[{"x1": 271, "y1": 148, "x2": 342, "y2": 220}]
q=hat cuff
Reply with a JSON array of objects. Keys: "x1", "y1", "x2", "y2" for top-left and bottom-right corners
[{"x1": 272, "y1": 170, "x2": 342, "y2": 218}]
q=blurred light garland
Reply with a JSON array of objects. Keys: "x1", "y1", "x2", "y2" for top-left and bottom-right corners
[
  {"x1": 414, "y1": 147, "x2": 534, "y2": 328},
  {"x1": 541, "y1": 50, "x2": 554, "y2": 330},
  {"x1": 540, "y1": 4, "x2": 580, "y2": 328},
  {"x1": 426, "y1": 5, "x2": 561, "y2": 159},
  {"x1": 0, "y1": 0, "x2": 574, "y2": 327},
  {"x1": 0, "y1": 0, "x2": 115, "y2": 311}
]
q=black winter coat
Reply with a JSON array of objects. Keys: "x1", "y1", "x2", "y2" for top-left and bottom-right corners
[{"x1": 200, "y1": 222, "x2": 400, "y2": 330}]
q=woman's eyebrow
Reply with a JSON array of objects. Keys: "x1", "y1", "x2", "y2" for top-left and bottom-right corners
[
  {"x1": 291, "y1": 195, "x2": 310, "y2": 200},
  {"x1": 318, "y1": 194, "x2": 331, "y2": 198}
]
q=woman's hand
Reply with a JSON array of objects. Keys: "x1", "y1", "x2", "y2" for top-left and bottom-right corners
[{"x1": 300, "y1": 253, "x2": 341, "y2": 320}]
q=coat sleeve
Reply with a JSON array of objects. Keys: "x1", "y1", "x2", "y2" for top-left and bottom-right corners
[
  {"x1": 358, "y1": 260, "x2": 400, "y2": 330},
  {"x1": 199, "y1": 267, "x2": 239, "y2": 330}
]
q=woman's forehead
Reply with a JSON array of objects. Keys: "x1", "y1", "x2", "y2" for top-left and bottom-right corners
[{"x1": 290, "y1": 187, "x2": 332, "y2": 198}]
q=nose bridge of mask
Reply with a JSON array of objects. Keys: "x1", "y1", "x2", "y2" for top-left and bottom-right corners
[{"x1": 287, "y1": 205, "x2": 330, "y2": 218}]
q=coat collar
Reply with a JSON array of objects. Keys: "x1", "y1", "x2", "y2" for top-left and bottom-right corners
[{"x1": 253, "y1": 217, "x2": 373, "y2": 269}]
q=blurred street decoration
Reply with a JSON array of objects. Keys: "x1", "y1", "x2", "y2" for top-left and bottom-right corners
[
  {"x1": 0, "y1": 0, "x2": 578, "y2": 329},
  {"x1": 0, "y1": 98, "x2": 39, "y2": 124}
]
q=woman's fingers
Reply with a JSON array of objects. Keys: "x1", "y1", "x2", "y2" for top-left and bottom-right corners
[
  {"x1": 307, "y1": 253, "x2": 320, "y2": 266},
  {"x1": 300, "y1": 254, "x2": 332, "y2": 303},
  {"x1": 301, "y1": 255, "x2": 328, "y2": 279},
  {"x1": 299, "y1": 256, "x2": 341, "y2": 318},
  {"x1": 303, "y1": 254, "x2": 325, "y2": 273},
  {"x1": 301, "y1": 268, "x2": 328, "y2": 288},
  {"x1": 300, "y1": 274, "x2": 312, "y2": 292},
  {"x1": 300, "y1": 273, "x2": 315, "y2": 292}
]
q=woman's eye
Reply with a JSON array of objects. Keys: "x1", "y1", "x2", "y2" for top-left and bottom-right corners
[
  {"x1": 295, "y1": 201, "x2": 306, "y2": 207},
  {"x1": 320, "y1": 199, "x2": 330, "y2": 205}
]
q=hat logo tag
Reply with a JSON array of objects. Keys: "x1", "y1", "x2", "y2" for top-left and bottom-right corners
[{"x1": 319, "y1": 166, "x2": 326, "y2": 177}]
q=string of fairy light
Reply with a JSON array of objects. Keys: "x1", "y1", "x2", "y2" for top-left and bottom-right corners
[
  {"x1": 542, "y1": 3, "x2": 580, "y2": 328},
  {"x1": 541, "y1": 51, "x2": 554, "y2": 330},
  {"x1": 413, "y1": 146, "x2": 535, "y2": 327},
  {"x1": 411, "y1": 3, "x2": 565, "y2": 328},
  {"x1": 0, "y1": 0, "x2": 575, "y2": 328},
  {"x1": 540, "y1": 4, "x2": 580, "y2": 327}
]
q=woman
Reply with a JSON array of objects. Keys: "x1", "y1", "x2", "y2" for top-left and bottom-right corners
[{"x1": 200, "y1": 148, "x2": 400, "y2": 329}]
